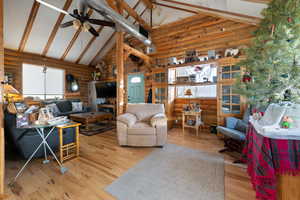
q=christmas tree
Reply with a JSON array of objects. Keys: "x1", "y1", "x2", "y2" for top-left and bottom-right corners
[{"x1": 234, "y1": 0, "x2": 300, "y2": 106}]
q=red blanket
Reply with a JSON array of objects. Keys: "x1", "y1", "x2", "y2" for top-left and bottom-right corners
[{"x1": 242, "y1": 123, "x2": 300, "y2": 200}]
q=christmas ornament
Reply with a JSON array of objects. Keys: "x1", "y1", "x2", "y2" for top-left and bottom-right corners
[
  {"x1": 252, "y1": 109, "x2": 264, "y2": 120},
  {"x1": 242, "y1": 72, "x2": 252, "y2": 83},
  {"x1": 281, "y1": 116, "x2": 293, "y2": 129}
]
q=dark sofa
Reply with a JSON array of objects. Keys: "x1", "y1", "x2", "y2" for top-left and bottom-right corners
[
  {"x1": 5, "y1": 112, "x2": 76, "y2": 159},
  {"x1": 43, "y1": 99, "x2": 90, "y2": 116}
]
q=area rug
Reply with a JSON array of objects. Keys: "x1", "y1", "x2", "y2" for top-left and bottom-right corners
[
  {"x1": 105, "y1": 143, "x2": 224, "y2": 200},
  {"x1": 80, "y1": 122, "x2": 115, "y2": 136}
]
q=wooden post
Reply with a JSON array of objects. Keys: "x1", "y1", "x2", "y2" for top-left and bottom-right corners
[
  {"x1": 116, "y1": 0, "x2": 124, "y2": 115},
  {"x1": 0, "y1": 0, "x2": 4, "y2": 196}
]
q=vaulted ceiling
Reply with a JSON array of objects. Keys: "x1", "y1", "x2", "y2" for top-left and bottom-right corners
[{"x1": 4, "y1": 0, "x2": 267, "y2": 66}]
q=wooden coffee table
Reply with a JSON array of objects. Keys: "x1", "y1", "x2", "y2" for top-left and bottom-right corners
[{"x1": 69, "y1": 112, "x2": 113, "y2": 131}]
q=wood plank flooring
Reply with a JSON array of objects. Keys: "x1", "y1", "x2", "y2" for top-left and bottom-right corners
[{"x1": 4, "y1": 128, "x2": 256, "y2": 200}]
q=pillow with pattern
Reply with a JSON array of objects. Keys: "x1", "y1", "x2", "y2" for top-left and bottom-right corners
[
  {"x1": 72, "y1": 102, "x2": 83, "y2": 112},
  {"x1": 46, "y1": 103, "x2": 60, "y2": 116}
]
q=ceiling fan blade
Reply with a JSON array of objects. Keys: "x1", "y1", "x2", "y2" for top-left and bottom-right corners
[
  {"x1": 88, "y1": 19, "x2": 115, "y2": 27},
  {"x1": 36, "y1": 0, "x2": 69, "y2": 15},
  {"x1": 88, "y1": 26, "x2": 99, "y2": 37},
  {"x1": 60, "y1": 21, "x2": 74, "y2": 28}
]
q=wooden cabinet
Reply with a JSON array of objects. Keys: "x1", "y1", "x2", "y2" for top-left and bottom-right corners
[
  {"x1": 217, "y1": 58, "x2": 246, "y2": 126},
  {"x1": 151, "y1": 68, "x2": 175, "y2": 128},
  {"x1": 152, "y1": 68, "x2": 168, "y2": 104}
]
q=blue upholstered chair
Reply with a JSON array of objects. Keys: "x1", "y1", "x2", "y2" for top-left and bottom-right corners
[{"x1": 217, "y1": 108, "x2": 250, "y2": 155}]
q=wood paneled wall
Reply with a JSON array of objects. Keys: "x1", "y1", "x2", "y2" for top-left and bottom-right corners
[
  {"x1": 174, "y1": 98, "x2": 217, "y2": 126},
  {"x1": 150, "y1": 14, "x2": 256, "y2": 60},
  {"x1": 4, "y1": 49, "x2": 94, "y2": 103},
  {"x1": 102, "y1": 13, "x2": 256, "y2": 124},
  {"x1": 0, "y1": 0, "x2": 4, "y2": 196}
]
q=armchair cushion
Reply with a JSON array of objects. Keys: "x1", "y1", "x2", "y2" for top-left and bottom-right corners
[
  {"x1": 150, "y1": 113, "x2": 167, "y2": 127},
  {"x1": 235, "y1": 119, "x2": 248, "y2": 133},
  {"x1": 226, "y1": 117, "x2": 239, "y2": 129},
  {"x1": 128, "y1": 122, "x2": 155, "y2": 135},
  {"x1": 117, "y1": 113, "x2": 137, "y2": 127},
  {"x1": 217, "y1": 126, "x2": 246, "y2": 141},
  {"x1": 127, "y1": 104, "x2": 165, "y2": 121}
]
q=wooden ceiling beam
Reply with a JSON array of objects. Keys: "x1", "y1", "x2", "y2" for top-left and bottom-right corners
[
  {"x1": 153, "y1": 2, "x2": 198, "y2": 14},
  {"x1": 89, "y1": 7, "x2": 147, "y2": 66},
  {"x1": 61, "y1": 9, "x2": 93, "y2": 60},
  {"x1": 89, "y1": 1, "x2": 144, "y2": 66},
  {"x1": 89, "y1": 32, "x2": 116, "y2": 65},
  {"x1": 106, "y1": 0, "x2": 118, "y2": 11},
  {"x1": 117, "y1": 0, "x2": 151, "y2": 31},
  {"x1": 157, "y1": 0, "x2": 261, "y2": 25},
  {"x1": 123, "y1": 43, "x2": 150, "y2": 64},
  {"x1": 18, "y1": 1, "x2": 40, "y2": 52},
  {"x1": 42, "y1": 0, "x2": 72, "y2": 56},
  {"x1": 77, "y1": 0, "x2": 142, "y2": 64},
  {"x1": 242, "y1": 0, "x2": 270, "y2": 3},
  {"x1": 75, "y1": 26, "x2": 104, "y2": 64},
  {"x1": 141, "y1": 0, "x2": 153, "y2": 9}
]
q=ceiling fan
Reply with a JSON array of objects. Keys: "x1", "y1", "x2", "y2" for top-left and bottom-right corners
[{"x1": 36, "y1": 0, "x2": 115, "y2": 37}]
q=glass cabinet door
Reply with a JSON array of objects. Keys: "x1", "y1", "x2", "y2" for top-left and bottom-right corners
[
  {"x1": 218, "y1": 59, "x2": 245, "y2": 126},
  {"x1": 220, "y1": 65, "x2": 241, "y2": 80},
  {"x1": 221, "y1": 85, "x2": 241, "y2": 114},
  {"x1": 154, "y1": 87, "x2": 166, "y2": 104}
]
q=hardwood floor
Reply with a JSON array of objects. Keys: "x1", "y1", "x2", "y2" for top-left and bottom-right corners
[{"x1": 4, "y1": 128, "x2": 255, "y2": 200}]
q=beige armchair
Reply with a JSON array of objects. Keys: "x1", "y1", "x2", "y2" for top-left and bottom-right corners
[{"x1": 117, "y1": 104, "x2": 168, "y2": 147}]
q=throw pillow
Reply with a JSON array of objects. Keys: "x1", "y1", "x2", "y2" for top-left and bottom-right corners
[
  {"x1": 56, "y1": 101, "x2": 73, "y2": 113},
  {"x1": 117, "y1": 113, "x2": 137, "y2": 127},
  {"x1": 72, "y1": 102, "x2": 83, "y2": 112},
  {"x1": 46, "y1": 103, "x2": 60, "y2": 116},
  {"x1": 235, "y1": 119, "x2": 248, "y2": 133}
]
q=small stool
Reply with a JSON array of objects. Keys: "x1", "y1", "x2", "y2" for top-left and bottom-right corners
[{"x1": 56, "y1": 122, "x2": 81, "y2": 163}]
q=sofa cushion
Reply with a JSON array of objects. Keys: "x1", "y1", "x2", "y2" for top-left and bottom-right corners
[
  {"x1": 217, "y1": 126, "x2": 246, "y2": 141},
  {"x1": 72, "y1": 102, "x2": 83, "y2": 112},
  {"x1": 127, "y1": 104, "x2": 165, "y2": 121},
  {"x1": 46, "y1": 103, "x2": 60, "y2": 116},
  {"x1": 128, "y1": 122, "x2": 155, "y2": 135},
  {"x1": 235, "y1": 119, "x2": 248, "y2": 133},
  {"x1": 56, "y1": 101, "x2": 73, "y2": 113},
  {"x1": 117, "y1": 113, "x2": 137, "y2": 127}
]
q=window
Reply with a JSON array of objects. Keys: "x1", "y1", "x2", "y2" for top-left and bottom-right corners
[
  {"x1": 130, "y1": 76, "x2": 142, "y2": 83},
  {"x1": 23, "y1": 63, "x2": 65, "y2": 100},
  {"x1": 171, "y1": 64, "x2": 217, "y2": 98},
  {"x1": 176, "y1": 85, "x2": 217, "y2": 98}
]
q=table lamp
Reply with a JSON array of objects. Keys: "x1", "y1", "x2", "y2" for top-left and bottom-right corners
[
  {"x1": 184, "y1": 88, "x2": 193, "y2": 111},
  {"x1": 4, "y1": 84, "x2": 22, "y2": 103}
]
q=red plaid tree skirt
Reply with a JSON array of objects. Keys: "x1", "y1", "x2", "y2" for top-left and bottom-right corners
[{"x1": 242, "y1": 123, "x2": 300, "y2": 200}]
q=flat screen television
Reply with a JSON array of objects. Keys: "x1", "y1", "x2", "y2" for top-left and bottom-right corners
[{"x1": 96, "y1": 82, "x2": 116, "y2": 98}]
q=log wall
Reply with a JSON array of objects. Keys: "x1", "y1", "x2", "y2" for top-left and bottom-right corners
[
  {"x1": 173, "y1": 98, "x2": 217, "y2": 126},
  {"x1": 150, "y1": 14, "x2": 256, "y2": 60},
  {"x1": 102, "y1": 13, "x2": 257, "y2": 124},
  {"x1": 4, "y1": 49, "x2": 94, "y2": 103}
]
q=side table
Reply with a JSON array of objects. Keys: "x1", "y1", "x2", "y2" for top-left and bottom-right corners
[
  {"x1": 182, "y1": 111, "x2": 203, "y2": 136},
  {"x1": 56, "y1": 122, "x2": 81, "y2": 163}
]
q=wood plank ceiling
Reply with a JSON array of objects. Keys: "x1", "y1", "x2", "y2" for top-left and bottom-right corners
[
  {"x1": 4, "y1": 0, "x2": 151, "y2": 65},
  {"x1": 4, "y1": 0, "x2": 267, "y2": 66}
]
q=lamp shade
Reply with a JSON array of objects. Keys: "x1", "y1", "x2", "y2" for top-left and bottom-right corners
[
  {"x1": 4, "y1": 84, "x2": 20, "y2": 95},
  {"x1": 184, "y1": 88, "x2": 193, "y2": 96}
]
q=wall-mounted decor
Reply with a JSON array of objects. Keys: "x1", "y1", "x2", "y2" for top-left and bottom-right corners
[{"x1": 66, "y1": 74, "x2": 79, "y2": 93}]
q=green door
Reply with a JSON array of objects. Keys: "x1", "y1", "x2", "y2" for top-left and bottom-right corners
[{"x1": 127, "y1": 74, "x2": 145, "y2": 103}]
